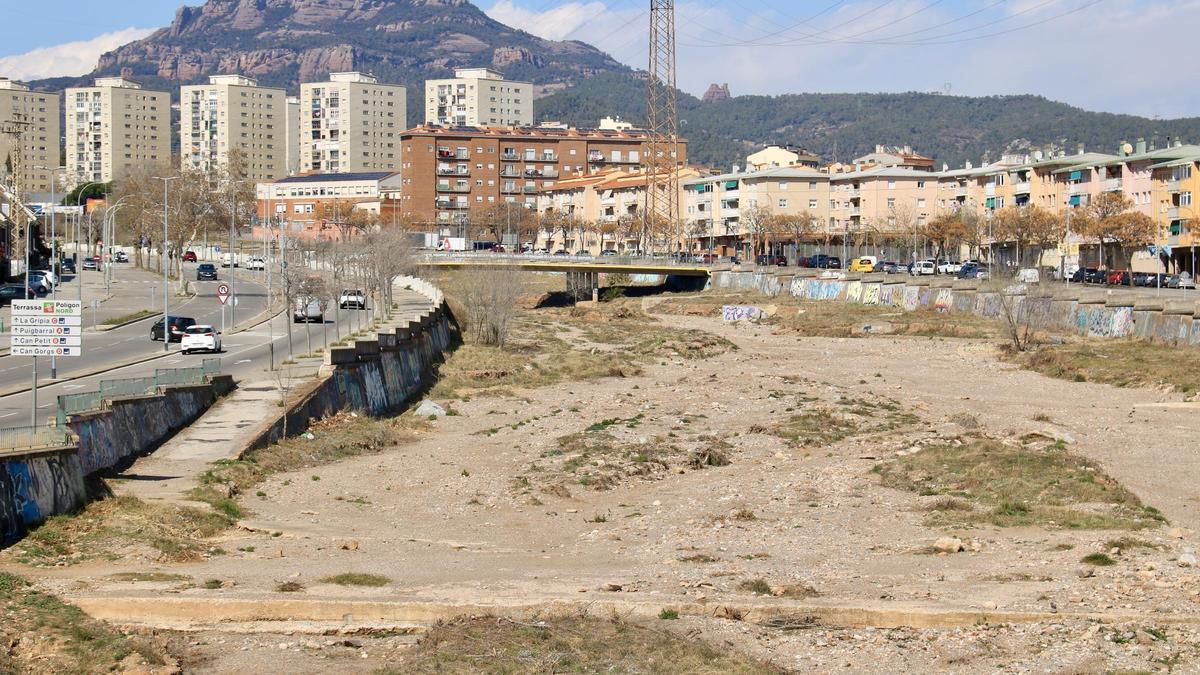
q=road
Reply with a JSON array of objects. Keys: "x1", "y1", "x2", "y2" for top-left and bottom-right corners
[{"x1": 0, "y1": 262, "x2": 393, "y2": 428}]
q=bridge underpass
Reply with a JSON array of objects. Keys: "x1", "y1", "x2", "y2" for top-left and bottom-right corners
[{"x1": 417, "y1": 255, "x2": 712, "y2": 301}]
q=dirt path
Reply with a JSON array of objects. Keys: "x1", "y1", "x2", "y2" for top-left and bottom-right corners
[{"x1": 20, "y1": 303, "x2": 1200, "y2": 672}]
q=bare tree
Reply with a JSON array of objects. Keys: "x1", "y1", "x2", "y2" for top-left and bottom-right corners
[
  {"x1": 993, "y1": 205, "x2": 1065, "y2": 271},
  {"x1": 741, "y1": 205, "x2": 775, "y2": 259},
  {"x1": 459, "y1": 268, "x2": 523, "y2": 347},
  {"x1": 1073, "y1": 192, "x2": 1157, "y2": 272}
]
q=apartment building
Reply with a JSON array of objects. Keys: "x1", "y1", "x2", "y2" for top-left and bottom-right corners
[
  {"x1": 254, "y1": 171, "x2": 400, "y2": 241},
  {"x1": 0, "y1": 78, "x2": 59, "y2": 195},
  {"x1": 848, "y1": 145, "x2": 936, "y2": 172},
  {"x1": 397, "y1": 124, "x2": 687, "y2": 227},
  {"x1": 284, "y1": 96, "x2": 300, "y2": 176},
  {"x1": 746, "y1": 145, "x2": 821, "y2": 171},
  {"x1": 64, "y1": 77, "x2": 168, "y2": 185},
  {"x1": 536, "y1": 167, "x2": 700, "y2": 253},
  {"x1": 299, "y1": 72, "x2": 406, "y2": 174},
  {"x1": 1150, "y1": 149, "x2": 1200, "y2": 272},
  {"x1": 684, "y1": 167, "x2": 832, "y2": 255},
  {"x1": 424, "y1": 68, "x2": 532, "y2": 128},
  {"x1": 180, "y1": 75, "x2": 287, "y2": 181}
]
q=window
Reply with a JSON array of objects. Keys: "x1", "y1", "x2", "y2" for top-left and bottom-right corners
[
  {"x1": 887, "y1": 197, "x2": 896, "y2": 208},
  {"x1": 778, "y1": 198, "x2": 788, "y2": 209},
  {"x1": 887, "y1": 180, "x2": 896, "y2": 190},
  {"x1": 808, "y1": 199, "x2": 818, "y2": 208},
  {"x1": 809, "y1": 181, "x2": 817, "y2": 190},
  {"x1": 778, "y1": 182, "x2": 788, "y2": 190},
  {"x1": 1182, "y1": 192, "x2": 1194, "y2": 207},
  {"x1": 917, "y1": 180, "x2": 926, "y2": 188},
  {"x1": 917, "y1": 198, "x2": 926, "y2": 208}
]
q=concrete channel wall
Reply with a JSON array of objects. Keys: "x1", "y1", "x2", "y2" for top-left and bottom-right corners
[
  {"x1": 0, "y1": 375, "x2": 236, "y2": 545},
  {"x1": 710, "y1": 267, "x2": 1200, "y2": 346}
]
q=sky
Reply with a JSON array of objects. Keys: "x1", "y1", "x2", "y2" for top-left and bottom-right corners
[{"x1": 0, "y1": 0, "x2": 1197, "y2": 119}]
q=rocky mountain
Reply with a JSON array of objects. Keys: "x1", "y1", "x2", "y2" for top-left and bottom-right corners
[{"x1": 36, "y1": 0, "x2": 627, "y2": 122}]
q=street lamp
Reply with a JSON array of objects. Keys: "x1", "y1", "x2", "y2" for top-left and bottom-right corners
[
  {"x1": 71, "y1": 181, "x2": 101, "y2": 306},
  {"x1": 35, "y1": 165, "x2": 68, "y2": 377},
  {"x1": 154, "y1": 177, "x2": 178, "y2": 351}
]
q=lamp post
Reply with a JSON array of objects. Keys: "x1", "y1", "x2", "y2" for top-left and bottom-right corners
[
  {"x1": 71, "y1": 181, "x2": 100, "y2": 306},
  {"x1": 154, "y1": 177, "x2": 178, "y2": 351},
  {"x1": 35, "y1": 166, "x2": 67, "y2": 378}
]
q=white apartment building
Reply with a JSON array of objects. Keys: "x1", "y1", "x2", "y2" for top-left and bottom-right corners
[
  {"x1": 284, "y1": 96, "x2": 300, "y2": 176},
  {"x1": 0, "y1": 78, "x2": 60, "y2": 194},
  {"x1": 299, "y1": 72, "x2": 406, "y2": 174},
  {"x1": 180, "y1": 75, "x2": 287, "y2": 182},
  {"x1": 64, "y1": 77, "x2": 169, "y2": 185},
  {"x1": 424, "y1": 68, "x2": 532, "y2": 128}
]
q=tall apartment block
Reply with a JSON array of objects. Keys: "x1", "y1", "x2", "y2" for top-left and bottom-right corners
[
  {"x1": 284, "y1": 96, "x2": 300, "y2": 176},
  {"x1": 424, "y1": 68, "x2": 532, "y2": 128},
  {"x1": 0, "y1": 78, "x2": 60, "y2": 194},
  {"x1": 180, "y1": 75, "x2": 287, "y2": 182},
  {"x1": 64, "y1": 77, "x2": 168, "y2": 185},
  {"x1": 299, "y1": 72, "x2": 406, "y2": 174},
  {"x1": 398, "y1": 124, "x2": 687, "y2": 226}
]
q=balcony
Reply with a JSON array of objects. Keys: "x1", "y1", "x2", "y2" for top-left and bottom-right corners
[
  {"x1": 523, "y1": 185, "x2": 540, "y2": 194},
  {"x1": 587, "y1": 153, "x2": 605, "y2": 163},
  {"x1": 1168, "y1": 179, "x2": 1181, "y2": 193},
  {"x1": 500, "y1": 168, "x2": 521, "y2": 178},
  {"x1": 436, "y1": 183, "x2": 470, "y2": 193},
  {"x1": 1168, "y1": 207, "x2": 1181, "y2": 219},
  {"x1": 985, "y1": 183, "x2": 996, "y2": 197},
  {"x1": 1013, "y1": 182, "x2": 1031, "y2": 194},
  {"x1": 954, "y1": 187, "x2": 968, "y2": 198},
  {"x1": 1069, "y1": 182, "x2": 1086, "y2": 194},
  {"x1": 1103, "y1": 178, "x2": 1123, "y2": 192},
  {"x1": 850, "y1": 208, "x2": 861, "y2": 217},
  {"x1": 436, "y1": 149, "x2": 455, "y2": 159},
  {"x1": 501, "y1": 153, "x2": 520, "y2": 162},
  {"x1": 540, "y1": 154, "x2": 558, "y2": 162},
  {"x1": 846, "y1": 188, "x2": 861, "y2": 198},
  {"x1": 436, "y1": 200, "x2": 469, "y2": 210},
  {"x1": 437, "y1": 166, "x2": 469, "y2": 176},
  {"x1": 541, "y1": 169, "x2": 559, "y2": 178}
]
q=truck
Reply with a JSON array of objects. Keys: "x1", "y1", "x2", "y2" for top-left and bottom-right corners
[{"x1": 438, "y1": 237, "x2": 467, "y2": 252}]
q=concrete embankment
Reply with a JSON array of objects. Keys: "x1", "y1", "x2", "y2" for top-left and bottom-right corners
[{"x1": 710, "y1": 267, "x2": 1200, "y2": 345}]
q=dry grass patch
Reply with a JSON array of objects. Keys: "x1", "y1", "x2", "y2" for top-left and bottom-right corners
[
  {"x1": 8, "y1": 494, "x2": 232, "y2": 567},
  {"x1": 383, "y1": 614, "x2": 782, "y2": 674},
  {"x1": 107, "y1": 572, "x2": 191, "y2": 584},
  {"x1": 0, "y1": 572, "x2": 173, "y2": 673},
  {"x1": 1006, "y1": 338, "x2": 1200, "y2": 393},
  {"x1": 874, "y1": 437, "x2": 1165, "y2": 530},
  {"x1": 774, "y1": 394, "x2": 919, "y2": 447},
  {"x1": 321, "y1": 572, "x2": 391, "y2": 587}
]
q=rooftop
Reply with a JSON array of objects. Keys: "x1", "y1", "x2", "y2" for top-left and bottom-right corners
[
  {"x1": 403, "y1": 124, "x2": 665, "y2": 141},
  {"x1": 271, "y1": 172, "x2": 397, "y2": 185}
]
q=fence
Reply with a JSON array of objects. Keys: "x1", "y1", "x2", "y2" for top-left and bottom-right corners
[
  {"x1": 0, "y1": 425, "x2": 73, "y2": 457},
  {"x1": 55, "y1": 358, "x2": 221, "y2": 424}
]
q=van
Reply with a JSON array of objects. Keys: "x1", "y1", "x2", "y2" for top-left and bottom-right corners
[
  {"x1": 911, "y1": 260, "x2": 936, "y2": 276},
  {"x1": 293, "y1": 296, "x2": 323, "y2": 323},
  {"x1": 221, "y1": 253, "x2": 238, "y2": 268}
]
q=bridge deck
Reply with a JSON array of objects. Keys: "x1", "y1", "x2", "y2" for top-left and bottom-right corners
[{"x1": 418, "y1": 257, "x2": 711, "y2": 277}]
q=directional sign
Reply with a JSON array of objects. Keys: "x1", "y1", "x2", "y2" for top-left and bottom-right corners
[
  {"x1": 12, "y1": 300, "x2": 82, "y2": 315},
  {"x1": 12, "y1": 315, "x2": 82, "y2": 326},
  {"x1": 11, "y1": 299, "x2": 83, "y2": 357},
  {"x1": 12, "y1": 335, "x2": 82, "y2": 347},
  {"x1": 217, "y1": 283, "x2": 231, "y2": 305},
  {"x1": 11, "y1": 346, "x2": 82, "y2": 357}
]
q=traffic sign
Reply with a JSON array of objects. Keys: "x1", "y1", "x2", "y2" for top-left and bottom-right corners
[
  {"x1": 11, "y1": 346, "x2": 81, "y2": 357},
  {"x1": 217, "y1": 283, "x2": 231, "y2": 305},
  {"x1": 214, "y1": 245, "x2": 222, "y2": 254},
  {"x1": 12, "y1": 325, "x2": 78, "y2": 336},
  {"x1": 12, "y1": 315, "x2": 82, "y2": 326},
  {"x1": 12, "y1": 335, "x2": 82, "y2": 347},
  {"x1": 12, "y1": 300, "x2": 82, "y2": 315}
]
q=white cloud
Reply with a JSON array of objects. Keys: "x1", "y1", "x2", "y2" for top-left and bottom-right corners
[
  {"x1": 488, "y1": 0, "x2": 610, "y2": 41},
  {"x1": 0, "y1": 28, "x2": 154, "y2": 81}
]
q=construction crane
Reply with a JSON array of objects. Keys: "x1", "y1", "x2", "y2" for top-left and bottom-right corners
[{"x1": 645, "y1": 0, "x2": 680, "y2": 253}]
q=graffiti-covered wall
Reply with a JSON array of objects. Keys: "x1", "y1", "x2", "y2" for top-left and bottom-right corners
[{"x1": 710, "y1": 270, "x2": 1200, "y2": 347}]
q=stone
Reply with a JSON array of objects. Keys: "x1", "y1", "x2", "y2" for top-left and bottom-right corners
[
  {"x1": 1180, "y1": 553, "x2": 1197, "y2": 568},
  {"x1": 1168, "y1": 527, "x2": 1190, "y2": 539},
  {"x1": 415, "y1": 400, "x2": 447, "y2": 417},
  {"x1": 932, "y1": 537, "x2": 964, "y2": 554},
  {"x1": 601, "y1": 583, "x2": 623, "y2": 592}
]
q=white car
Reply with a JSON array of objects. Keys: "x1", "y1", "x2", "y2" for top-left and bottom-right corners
[
  {"x1": 32, "y1": 269, "x2": 59, "y2": 286},
  {"x1": 339, "y1": 289, "x2": 366, "y2": 309},
  {"x1": 246, "y1": 256, "x2": 266, "y2": 270},
  {"x1": 180, "y1": 324, "x2": 222, "y2": 354},
  {"x1": 113, "y1": 251, "x2": 129, "y2": 263},
  {"x1": 911, "y1": 260, "x2": 936, "y2": 276},
  {"x1": 936, "y1": 260, "x2": 962, "y2": 275}
]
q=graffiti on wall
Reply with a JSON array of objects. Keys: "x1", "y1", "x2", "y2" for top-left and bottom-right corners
[
  {"x1": 723, "y1": 305, "x2": 764, "y2": 322},
  {"x1": 846, "y1": 281, "x2": 863, "y2": 303},
  {"x1": 862, "y1": 284, "x2": 881, "y2": 305},
  {"x1": 934, "y1": 289, "x2": 953, "y2": 312},
  {"x1": 902, "y1": 286, "x2": 921, "y2": 311}
]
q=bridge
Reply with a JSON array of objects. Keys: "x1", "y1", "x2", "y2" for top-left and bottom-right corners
[{"x1": 416, "y1": 253, "x2": 712, "y2": 300}]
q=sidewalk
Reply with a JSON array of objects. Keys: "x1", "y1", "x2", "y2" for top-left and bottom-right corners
[{"x1": 110, "y1": 288, "x2": 437, "y2": 504}]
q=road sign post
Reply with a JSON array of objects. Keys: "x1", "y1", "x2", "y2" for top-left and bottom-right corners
[
  {"x1": 11, "y1": 300, "x2": 84, "y2": 426},
  {"x1": 217, "y1": 282, "x2": 231, "y2": 332}
]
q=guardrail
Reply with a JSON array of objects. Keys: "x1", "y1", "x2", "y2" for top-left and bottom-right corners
[
  {"x1": 54, "y1": 358, "x2": 222, "y2": 425},
  {"x1": 419, "y1": 252, "x2": 712, "y2": 269},
  {"x1": 0, "y1": 426, "x2": 72, "y2": 456}
]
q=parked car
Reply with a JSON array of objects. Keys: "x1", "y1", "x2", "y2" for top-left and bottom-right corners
[
  {"x1": 1085, "y1": 268, "x2": 1108, "y2": 284},
  {"x1": 246, "y1": 256, "x2": 266, "y2": 270},
  {"x1": 31, "y1": 269, "x2": 58, "y2": 287},
  {"x1": 339, "y1": 289, "x2": 366, "y2": 310},
  {"x1": 27, "y1": 272, "x2": 53, "y2": 293},
  {"x1": 699, "y1": 253, "x2": 718, "y2": 263},
  {"x1": 1070, "y1": 268, "x2": 1092, "y2": 284},
  {"x1": 936, "y1": 260, "x2": 962, "y2": 275},
  {"x1": 0, "y1": 284, "x2": 35, "y2": 305},
  {"x1": 910, "y1": 260, "x2": 936, "y2": 276},
  {"x1": 880, "y1": 261, "x2": 902, "y2": 274},
  {"x1": 1106, "y1": 269, "x2": 1131, "y2": 285},
  {"x1": 151, "y1": 315, "x2": 197, "y2": 342},
  {"x1": 810, "y1": 254, "x2": 841, "y2": 269},
  {"x1": 1139, "y1": 273, "x2": 1169, "y2": 287},
  {"x1": 574, "y1": 250, "x2": 591, "y2": 257},
  {"x1": 552, "y1": 250, "x2": 569, "y2": 257},
  {"x1": 221, "y1": 252, "x2": 238, "y2": 268},
  {"x1": 196, "y1": 263, "x2": 218, "y2": 281},
  {"x1": 60, "y1": 258, "x2": 76, "y2": 274},
  {"x1": 848, "y1": 256, "x2": 878, "y2": 273},
  {"x1": 1168, "y1": 272, "x2": 1196, "y2": 289},
  {"x1": 81, "y1": 257, "x2": 98, "y2": 271},
  {"x1": 957, "y1": 262, "x2": 991, "y2": 280},
  {"x1": 113, "y1": 251, "x2": 129, "y2": 263},
  {"x1": 602, "y1": 250, "x2": 619, "y2": 258},
  {"x1": 756, "y1": 254, "x2": 787, "y2": 266},
  {"x1": 180, "y1": 324, "x2": 222, "y2": 354},
  {"x1": 182, "y1": 251, "x2": 197, "y2": 263},
  {"x1": 1016, "y1": 268, "x2": 1041, "y2": 283},
  {"x1": 293, "y1": 296, "x2": 323, "y2": 323}
]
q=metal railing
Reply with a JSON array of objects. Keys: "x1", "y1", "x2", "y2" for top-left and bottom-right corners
[
  {"x1": 53, "y1": 358, "x2": 222, "y2": 425},
  {"x1": 0, "y1": 426, "x2": 72, "y2": 455}
]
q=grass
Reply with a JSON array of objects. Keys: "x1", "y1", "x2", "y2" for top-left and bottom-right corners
[
  {"x1": 275, "y1": 580, "x2": 305, "y2": 592},
  {"x1": 0, "y1": 572, "x2": 170, "y2": 672},
  {"x1": 100, "y1": 308, "x2": 156, "y2": 325},
  {"x1": 11, "y1": 494, "x2": 233, "y2": 567},
  {"x1": 774, "y1": 395, "x2": 919, "y2": 448},
  {"x1": 320, "y1": 572, "x2": 391, "y2": 587},
  {"x1": 659, "y1": 608, "x2": 680, "y2": 620},
  {"x1": 379, "y1": 614, "x2": 783, "y2": 674},
  {"x1": 738, "y1": 578, "x2": 773, "y2": 595},
  {"x1": 1006, "y1": 338, "x2": 1200, "y2": 393},
  {"x1": 1081, "y1": 552, "x2": 1117, "y2": 566},
  {"x1": 108, "y1": 572, "x2": 191, "y2": 583},
  {"x1": 874, "y1": 437, "x2": 1165, "y2": 530}
]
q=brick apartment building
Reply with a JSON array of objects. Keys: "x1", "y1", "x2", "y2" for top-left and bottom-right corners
[{"x1": 396, "y1": 124, "x2": 687, "y2": 228}]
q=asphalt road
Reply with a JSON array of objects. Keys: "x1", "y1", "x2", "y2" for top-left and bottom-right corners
[{"x1": 0, "y1": 262, "x2": 399, "y2": 428}]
